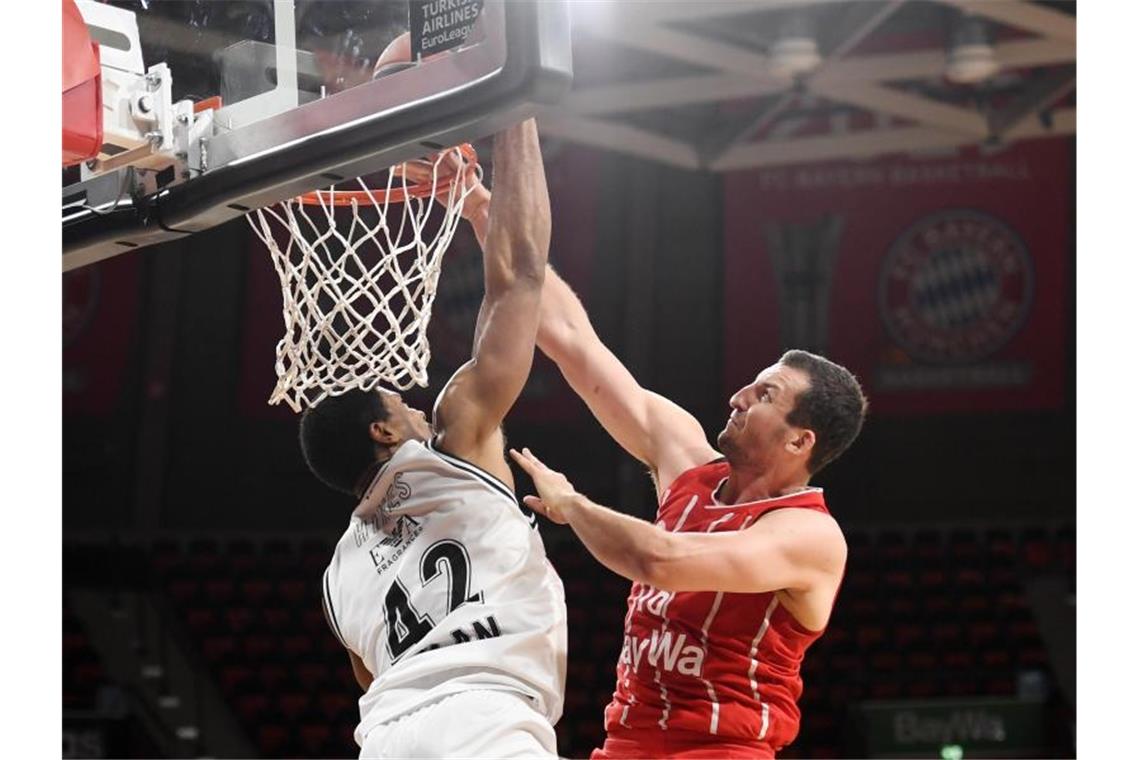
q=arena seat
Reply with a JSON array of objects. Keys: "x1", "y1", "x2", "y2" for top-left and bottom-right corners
[{"x1": 113, "y1": 524, "x2": 1072, "y2": 758}]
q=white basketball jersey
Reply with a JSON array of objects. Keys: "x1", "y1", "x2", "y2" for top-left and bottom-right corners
[{"x1": 321, "y1": 438, "x2": 567, "y2": 746}]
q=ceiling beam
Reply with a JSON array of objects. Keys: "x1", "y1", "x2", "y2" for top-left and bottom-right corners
[
  {"x1": 940, "y1": 0, "x2": 1076, "y2": 44},
  {"x1": 697, "y1": 92, "x2": 798, "y2": 164},
  {"x1": 822, "y1": 0, "x2": 907, "y2": 59},
  {"x1": 1004, "y1": 106, "x2": 1075, "y2": 140},
  {"x1": 810, "y1": 81, "x2": 989, "y2": 137},
  {"x1": 988, "y1": 68, "x2": 1076, "y2": 137},
  {"x1": 536, "y1": 113, "x2": 702, "y2": 170},
  {"x1": 696, "y1": 0, "x2": 906, "y2": 163},
  {"x1": 560, "y1": 36, "x2": 1074, "y2": 118},
  {"x1": 710, "y1": 107, "x2": 1075, "y2": 170},
  {"x1": 713, "y1": 125, "x2": 966, "y2": 169},
  {"x1": 600, "y1": 0, "x2": 840, "y2": 25},
  {"x1": 812, "y1": 38, "x2": 1073, "y2": 86},
  {"x1": 581, "y1": 21, "x2": 770, "y2": 79}
]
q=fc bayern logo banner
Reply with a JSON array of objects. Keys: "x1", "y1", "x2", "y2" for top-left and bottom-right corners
[
  {"x1": 723, "y1": 139, "x2": 1070, "y2": 415},
  {"x1": 878, "y1": 210, "x2": 1034, "y2": 365}
]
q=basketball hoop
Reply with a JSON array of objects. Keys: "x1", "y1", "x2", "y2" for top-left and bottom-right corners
[{"x1": 248, "y1": 144, "x2": 481, "y2": 412}]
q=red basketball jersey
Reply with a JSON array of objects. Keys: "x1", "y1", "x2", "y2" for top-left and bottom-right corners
[{"x1": 597, "y1": 460, "x2": 835, "y2": 756}]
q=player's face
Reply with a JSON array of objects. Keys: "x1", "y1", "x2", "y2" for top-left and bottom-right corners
[
  {"x1": 377, "y1": 389, "x2": 433, "y2": 443},
  {"x1": 717, "y1": 363, "x2": 811, "y2": 464}
]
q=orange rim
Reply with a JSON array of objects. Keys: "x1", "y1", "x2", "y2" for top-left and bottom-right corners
[{"x1": 297, "y1": 143, "x2": 478, "y2": 206}]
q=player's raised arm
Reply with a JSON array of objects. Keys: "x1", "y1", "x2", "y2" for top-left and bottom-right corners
[
  {"x1": 536, "y1": 267, "x2": 718, "y2": 495},
  {"x1": 432, "y1": 119, "x2": 550, "y2": 464}
]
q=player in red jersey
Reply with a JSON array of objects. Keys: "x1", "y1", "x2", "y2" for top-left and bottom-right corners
[{"x1": 507, "y1": 268, "x2": 868, "y2": 758}]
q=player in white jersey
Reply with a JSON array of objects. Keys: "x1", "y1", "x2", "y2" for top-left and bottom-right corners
[{"x1": 298, "y1": 119, "x2": 567, "y2": 758}]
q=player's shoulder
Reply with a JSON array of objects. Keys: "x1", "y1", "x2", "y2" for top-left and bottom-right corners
[{"x1": 752, "y1": 507, "x2": 847, "y2": 566}]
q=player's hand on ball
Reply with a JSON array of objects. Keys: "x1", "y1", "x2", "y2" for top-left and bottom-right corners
[{"x1": 509, "y1": 448, "x2": 577, "y2": 525}]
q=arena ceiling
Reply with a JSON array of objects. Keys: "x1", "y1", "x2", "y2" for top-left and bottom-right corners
[{"x1": 538, "y1": 0, "x2": 1076, "y2": 170}]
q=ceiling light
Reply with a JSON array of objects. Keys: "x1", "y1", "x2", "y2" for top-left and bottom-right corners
[
  {"x1": 769, "y1": 15, "x2": 821, "y2": 81},
  {"x1": 770, "y1": 37, "x2": 821, "y2": 80},
  {"x1": 946, "y1": 15, "x2": 1000, "y2": 84}
]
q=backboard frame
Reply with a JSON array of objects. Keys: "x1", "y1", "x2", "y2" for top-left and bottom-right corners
[{"x1": 62, "y1": 0, "x2": 572, "y2": 271}]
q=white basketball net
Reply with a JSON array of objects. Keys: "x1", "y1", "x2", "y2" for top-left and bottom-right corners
[{"x1": 248, "y1": 148, "x2": 481, "y2": 412}]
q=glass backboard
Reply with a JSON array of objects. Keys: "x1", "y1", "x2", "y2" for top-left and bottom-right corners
[{"x1": 62, "y1": 0, "x2": 571, "y2": 270}]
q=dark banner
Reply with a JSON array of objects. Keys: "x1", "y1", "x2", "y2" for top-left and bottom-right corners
[
  {"x1": 723, "y1": 138, "x2": 1071, "y2": 414},
  {"x1": 239, "y1": 143, "x2": 602, "y2": 419},
  {"x1": 63, "y1": 255, "x2": 141, "y2": 416},
  {"x1": 855, "y1": 697, "x2": 1046, "y2": 758}
]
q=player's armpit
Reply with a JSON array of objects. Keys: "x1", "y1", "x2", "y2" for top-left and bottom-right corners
[
  {"x1": 643, "y1": 508, "x2": 847, "y2": 595},
  {"x1": 348, "y1": 649, "x2": 373, "y2": 692}
]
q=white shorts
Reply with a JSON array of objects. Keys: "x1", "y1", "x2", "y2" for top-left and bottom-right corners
[{"x1": 358, "y1": 689, "x2": 558, "y2": 759}]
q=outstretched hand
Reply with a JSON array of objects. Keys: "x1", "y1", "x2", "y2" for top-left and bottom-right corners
[{"x1": 509, "y1": 448, "x2": 578, "y2": 525}]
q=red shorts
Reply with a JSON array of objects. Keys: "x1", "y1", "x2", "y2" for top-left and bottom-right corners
[{"x1": 590, "y1": 729, "x2": 775, "y2": 759}]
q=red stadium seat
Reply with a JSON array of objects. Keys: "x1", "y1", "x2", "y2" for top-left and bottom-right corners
[
  {"x1": 882, "y1": 569, "x2": 913, "y2": 591},
  {"x1": 922, "y1": 594, "x2": 955, "y2": 618},
  {"x1": 1018, "y1": 646, "x2": 1050, "y2": 669},
  {"x1": 201, "y1": 635, "x2": 237, "y2": 663},
  {"x1": 240, "y1": 579, "x2": 274, "y2": 605},
  {"x1": 185, "y1": 607, "x2": 219, "y2": 635},
  {"x1": 885, "y1": 594, "x2": 919, "y2": 620},
  {"x1": 945, "y1": 676, "x2": 981, "y2": 697},
  {"x1": 258, "y1": 663, "x2": 289, "y2": 690},
  {"x1": 1022, "y1": 538, "x2": 1053, "y2": 570},
  {"x1": 917, "y1": 567, "x2": 948, "y2": 589},
  {"x1": 282, "y1": 634, "x2": 315, "y2": 658},
  {"x1": 301, "y1": 607, "x2": 328, "y2": 633},
  {"x1": 953, "y1": 567, "x2": 986, "y2": 590},
  {"x1": 984, "y1": 674, "x2": 1016, "y2": 695},
  {"x1": 236, "y1": 693, "x2": 269, "y2": 723},
  {"x1": 869, "y1": 680, "x2": 903, "y2": 699},
  {"x1": 846, "y1": 596, "x2": 879, "y2": 620},
  {"x1": 902, "y1": 647, "x2": 939, "y2": 669},
  {"x1": 168, "y1": 579, "x2": 201, "y2": 604},
  {"x1": 967, "y1": 621, "x2": 1000, "y2": 647},
  {"x1": 958, "y1": 594, "x2": 991, "y2": 618},
  {"x1": 906, "y1": 678, "x2": 939, "y2": 698},
  {"x1": 225, "y1": 607, "x2": 256, "y2": 633},
  {"x1": 844, "y1": 570, "x2": 876, "y2": 595},
  {"x1": 829, "y1": 651, "x2": 860, "y2": 672},
  {"x1": 942, "y1": 649, "x2": 975, "y2": 670},
  {"x1": 204, "y1": 578, "x2": 236, "y2": 604},
  {"x1": 256, "y1": 725, "x2": 290, "y2": 756},
  {"x1": 220, "y1": 665, "x2": 255, "y2": 693},
  {"x1": 981, "y1": 649, "x2": 1011, "y2": 668},
  {"x1": 318, "y1": 691, "x2": 355, "y2": 720},
  {"x1": 870, "y1": 651, "x2": 902, "y2": 672},
  {"x1": 278, "y1": 578, "x2": 309, "y2": 604},
  {"x1": 297, "y1": 662, "x2": 331, "y2": 689},
  {"x1": 242, "y1": 633, "x2": 276, "y2": 659},
  {"x1": 855, "y1": 624, "x2": 886, "y2": 649},
  {"x1": 262, "y1": 607, "x2": 292, "y2": 629},
  {"x1": 930, "y1": 621, "x2": 963, "y2": 647},
  {"x1": 893, "y1": 623, "x2": 925, "y2": 649},
  {"x1": 277, "y1": 691, "x2": 312, "y2": 718}
]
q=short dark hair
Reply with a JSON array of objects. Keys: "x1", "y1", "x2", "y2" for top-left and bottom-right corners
[
  {"x1": 779, "y1": 350, "x2": 868, "y2": 474},
  {"x1": 299, "y1": 390, "x2": 390, "y2": 496}
]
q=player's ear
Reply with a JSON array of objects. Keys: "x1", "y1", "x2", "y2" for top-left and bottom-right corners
[
  {"x1": 369, "y1": 420, "x2": 402, "y2": 447},
  {"x1": 786, "y1": 428, "x2": 815, "y2": 460}
]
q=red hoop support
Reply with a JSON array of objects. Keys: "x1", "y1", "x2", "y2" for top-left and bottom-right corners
[{"x1": 297, "y1": 143, "x2": 478, "y2": 206}]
